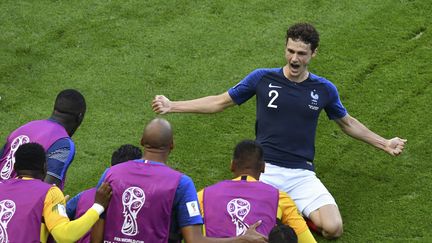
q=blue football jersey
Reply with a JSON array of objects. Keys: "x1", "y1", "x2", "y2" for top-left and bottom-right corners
[{"x1": 228, "y1": 68, "x2": 347, "y2": 170}]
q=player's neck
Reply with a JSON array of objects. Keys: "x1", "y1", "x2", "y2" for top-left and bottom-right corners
[
  {"x1": 233, "y1": 171, "x2": 260, "y2": 180},
  {"x1": 142, "y1": 151, "x2": 169, "y2": 164},
  {"x1": 283, "y1": 65, "x2": 309, "y2": 83},
  {"x1": 49, "y1": 113, "x2": 77, "y2": 136},
  {"x1": 16, "y1": 171, "x2": 45, "y2": 180}
]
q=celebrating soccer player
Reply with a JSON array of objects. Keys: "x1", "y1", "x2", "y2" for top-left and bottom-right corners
[{"x1": 152, "y1": 23, "x2": 407, "y2": 239}]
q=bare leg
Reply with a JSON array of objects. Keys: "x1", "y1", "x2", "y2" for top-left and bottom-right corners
[{"x1": 309, "y1": 204, "x2": 343, "y2": 239}]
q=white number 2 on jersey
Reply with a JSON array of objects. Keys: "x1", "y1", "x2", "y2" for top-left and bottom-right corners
[{"x1": 267, "y1": 90, "x2": 279, "y2": 108}]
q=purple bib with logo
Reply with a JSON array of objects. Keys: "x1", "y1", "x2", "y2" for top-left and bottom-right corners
[
  {"x1": 203, "y1": 179, "x2": 279, "y2": 237},
  {"x1": 0, "y1": 178, "x2": 52, "y2": 242},
  {"x1": 103, "y1": 160, "x2": 182, "y2": 243},
  {"x1": 0, "y1": 120, "x2": 69, "y2": 181}
]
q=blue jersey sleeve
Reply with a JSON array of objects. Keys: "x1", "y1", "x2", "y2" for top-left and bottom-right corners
[
  {"x1": 96, "y1": 168, "x2": 110, "y2": 188},
  {"x1": 324, "y1": 82, "x2": 347, "y2": 120},
  {"x1": 66, "y1": 191, "x2": 83, "y2": 219},
  {"x1": 174, "y1": 175, "x2": 203, "y2": 228},
  {"x1": 46, "y1": 138, "x2": 75, "y2": 181},
  {"x1": 228, "y1": 68, "x2": 271, "y2": 105},
  {"x1": 0, "y1": 143, "x2": 5, "y2": 158}
]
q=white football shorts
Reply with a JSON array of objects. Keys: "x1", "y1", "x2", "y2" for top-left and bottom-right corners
[{"x1": 260, "y1": 162, "x2": 337, "y2": 217}]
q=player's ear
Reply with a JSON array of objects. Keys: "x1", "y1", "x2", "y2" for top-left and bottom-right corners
[
  {"x1": 170, "y1": 140, "x2": 174, "y2": 151},
  {"x1": 230, "y1": 160, "x2": 235, "y2": 172},
  {"x1": 76, "y1": 112, "x2": 84, "y2": 123},
  {"x1": 312, "y1": 47, "x2": 318, "y2": 57}
]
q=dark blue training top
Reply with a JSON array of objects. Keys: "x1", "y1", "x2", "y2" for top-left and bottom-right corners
[{"x1": 228, "y1": 68, "x2": 347, "y2": 171}]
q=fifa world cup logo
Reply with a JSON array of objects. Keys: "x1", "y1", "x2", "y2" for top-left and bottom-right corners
[
  {"x1": 121, "y1": 187, "x2": 145, "y2": 236},
  {"x1": 227, "y1": 198, "x2": 251, "y2": 236},
  {"x1": 1, "y1": 135, "x2": 30, "y2": 180},
  {"x1": 0, "y1": 200, "x2": 16, "y2": 243}
]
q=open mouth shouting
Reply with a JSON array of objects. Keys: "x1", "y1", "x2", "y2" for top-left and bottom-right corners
[
  {"x1": 290, "y1": 63, "x2": 300, "y2": 69},
  {"x1": 289, "y1": 63, "x2": 301, "y2": 74}
]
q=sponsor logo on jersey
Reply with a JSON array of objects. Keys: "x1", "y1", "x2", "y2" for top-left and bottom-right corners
[{"x1": 268, "y1": 83, "x2": 282, "y2": 89}]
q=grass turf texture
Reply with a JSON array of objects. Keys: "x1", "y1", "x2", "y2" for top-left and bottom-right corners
[{"x1": 1, "y1": 0, "x2": 431, "y2": 241}]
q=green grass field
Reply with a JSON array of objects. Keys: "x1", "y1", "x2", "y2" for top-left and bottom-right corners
[{"x1": 1, "y1": 0, "x2": 431, "y2": 241}]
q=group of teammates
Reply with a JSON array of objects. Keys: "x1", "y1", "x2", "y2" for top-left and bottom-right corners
[
  {"x1": 0, "y1": 22, "x2": 406, "y2": 242},
  {"x1": 0, "y1": 110, "x2": 300, "y2": 242},
  {"x1": 0, "y1": 92, "x2": 275, "y2": 242}
]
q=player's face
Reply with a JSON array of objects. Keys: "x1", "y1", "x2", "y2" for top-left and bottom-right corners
[{"x1": 284, "y1": 38, "x2": 316, "y2": 82}]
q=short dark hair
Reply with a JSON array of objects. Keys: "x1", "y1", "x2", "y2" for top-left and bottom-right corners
[
  {"x1": 54, "y1": 89, "x2": 86, "y2": 117},
  {"x1": 111, "y1": 144, "x2": 142, "y2": 166},
  {"x1": 232, "y1": 140, "x2": 264, "y2": 171},
  {"x1": 269, "y1": 220, "x2": 298, "y2": 243},
  {"x1": 14, "y1": 143, "x2": 46, "y2": 172},
  {"x1": 286, "y1": 23, "x2": 320, "y2": 52}
]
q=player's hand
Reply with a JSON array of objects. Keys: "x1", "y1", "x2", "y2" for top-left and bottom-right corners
[
  {"x1": 240, "y1": 220, "x2": 268, "y2": 243},
  {"x1": 152, "y1": 95, "x2": 171, "y2": 114},
  {"x1": 95, "y1": 182, "x2": 112, "y2": 209},
  {"x1": 384, "y1": 137, "x2": 407, "y2": 156}
]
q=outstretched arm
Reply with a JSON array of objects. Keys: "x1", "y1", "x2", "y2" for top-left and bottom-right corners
[
  {"x1": 334, "y1": 114, "x2": 407, "y2": 156},
  {"x1": 152, "y1": 92, "x2": 235, "y2": 114}
]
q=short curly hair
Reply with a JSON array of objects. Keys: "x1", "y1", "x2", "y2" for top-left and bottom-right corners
[
  {"x1": 269, "y1": 219, "x2": 298, "y2": 243},
  {"x1": 54, "y1": 89, "x2": 86, "y2": 116},
  {"x1": 286, "y1": 23, "x2": 320, "y2": 52},
  {"x1": 232, "y1": 140, "x2": 264, "y2": 171},
  {"x1": 111, "y1": 144, "x2": 142, "y2": 166},
  {"x1": 14, "y1": 143, "x2": 46, "y2": 172}
]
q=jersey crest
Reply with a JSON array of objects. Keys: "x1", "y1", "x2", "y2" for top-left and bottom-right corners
[{"x1": 308, "y1": 89, "x2": 319, "y2": 110}]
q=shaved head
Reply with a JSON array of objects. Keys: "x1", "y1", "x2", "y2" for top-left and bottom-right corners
[{"x1": 140, "y1": 118, "x2": 173, "y2": 151}]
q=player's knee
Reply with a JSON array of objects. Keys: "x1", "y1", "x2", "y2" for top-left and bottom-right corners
[{"x1": 322, "y1": 218, "x2": 343, "y2": 239}]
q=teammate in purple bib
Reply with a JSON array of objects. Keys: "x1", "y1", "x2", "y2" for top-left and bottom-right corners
[
  {"x1": 198, "y1": 140, "x2": 316, "y2": 243},
  {"x1": 0, "y1": 89, "x2": 86, "y2": 190},
  {"x1": 67, "y1": 144, "x2": 143, "y2": 243},
  {"x1": 92, "y1": 118, "x2": 267, "y2": 243},
  {"x1": 152, "y1": 23, "x2": 407, "y2": 239},
  {"x1": 0, "y1": 143, "x2": 112, "y2": 243}
]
